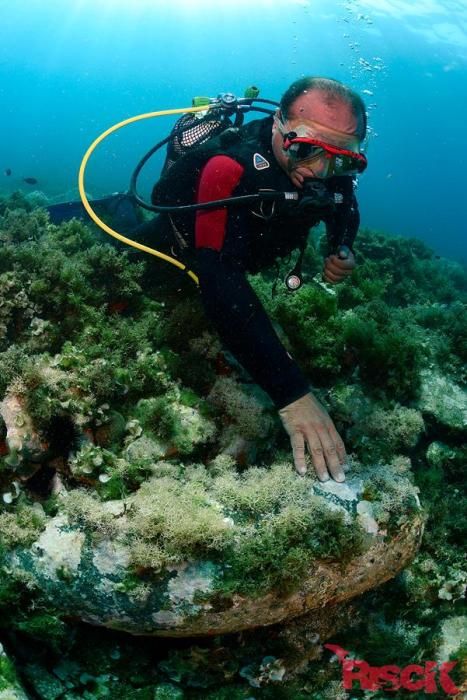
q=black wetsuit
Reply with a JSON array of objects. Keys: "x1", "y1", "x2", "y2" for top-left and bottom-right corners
[{"x1": 148, "y1": 116, "x2": 360, "y2": 409}]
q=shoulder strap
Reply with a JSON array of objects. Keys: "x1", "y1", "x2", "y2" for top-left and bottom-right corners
[{"x1": 151, "y1": 117, "x2": 273, "y2": 207}]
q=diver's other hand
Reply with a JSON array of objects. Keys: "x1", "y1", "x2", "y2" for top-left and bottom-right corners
[
  {"x1": 288, "y1": 165, "x2": 316, "y2": 189},
  {"x1": 323, "y1": 245, "x2": 355, "y2": 284},
  {"x1": 279, "y1": 392, "x2": 347, "y2": 482}
]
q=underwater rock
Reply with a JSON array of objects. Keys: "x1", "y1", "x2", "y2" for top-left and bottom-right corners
[
  {"x1": 436, "y1": 615, "x2": 467, "y2": 664},
  {"x1": 437, "y1": 616, "x2": 467, "y2": 700},
  {"x1": 0, "y1": 392, "x2": 43, "y2": 458},
  {"x1": 3, "y1": 462, "x2": 424, "y2": 637},
  {"x1": 219, "y1": 435, "x2": 257, "y2": 466},
  {"x1": 124, "y1": 434, "x2": 167, "y2": 462},
  {"x1": 328, "y1": 383, "x2": 426, "y2": 461},
  {"x1": 418, "y1": 370, "x2": 467, "y2": 433},
  {"x1": 0, "y1": 641, "x2": 29, "y2": 699},
  {"x1": 133, "y1": 392, "x2": 218, "y2": 457},
  {"x1": 426, "y1": 441, "x2": 466, "y2": 481},
  {"x1": 0, "y1": 391, "x2": 49, "y2": 481},
  {"x1": 0, "y1": 198, "x2": 464, "y2": 696}
]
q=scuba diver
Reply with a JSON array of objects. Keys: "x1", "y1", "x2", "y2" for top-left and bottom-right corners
[{"x1": 74, "y1": 75, "x2": 368, "y2": 483}]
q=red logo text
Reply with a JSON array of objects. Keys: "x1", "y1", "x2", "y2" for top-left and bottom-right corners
[{"x1": 325, "y1": 644, "x2": 460, "y2": 695}]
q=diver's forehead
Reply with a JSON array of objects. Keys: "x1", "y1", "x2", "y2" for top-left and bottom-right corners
[{"x1": 289, "y1": 90, "x2": 358, "y2": 135}]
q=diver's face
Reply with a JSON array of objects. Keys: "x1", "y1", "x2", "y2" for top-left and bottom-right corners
[{"x1": 272, "y1": 89, "x2": 359, "y2": 187}]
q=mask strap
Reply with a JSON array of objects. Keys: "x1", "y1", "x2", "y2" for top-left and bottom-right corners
[{"x1": 273, "y1": 113, "x2": 289, "y2": 137}]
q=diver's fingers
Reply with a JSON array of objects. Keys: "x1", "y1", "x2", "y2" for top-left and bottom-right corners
[
  {"x1": 323, "y1": 268, "x2": 342, "y2": 283},
  {"x1": 290, "y1": 433, "x2": 307, "y2": 475},
  {"x1": 326, "y1": 255, "x2": 355, "y2": 273},
  {"x1": 289, "y1": 166, "x2": 315, "y2": 188},
  {"x1": 325, "y1": 262, "x2": 354, "y2": 277},
  {"x1": 289, "y1": 172, "x2": 303, "y2": 188},
  {"x1": 330, "y1": 432, "x2": 350, "y2": 473},
  {"x1": 315, "y1": 424, "x2": 345, "y2": 482},
  {"x1": 323, "y1": 259, "x2": 353, "y2": 283},
  {"x1": 327, "y1": 423, "x2": 347, "y2": 465},
  {"x1": 323, "y1": 267, "x2": 348, "y2": 284},
  {"x1": 295, "y1": 165, "x2": 315, "y2": 179},
  {"x1": 304, "y1": 427, "x2": 330, "y2": 482}
]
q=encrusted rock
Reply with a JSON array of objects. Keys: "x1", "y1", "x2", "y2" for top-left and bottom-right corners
[
  {"x1": 426, "y1": 441, "x2": 466, "y2": 479},
  {"x1": 5, "y1": 463, "x2": 425, "y2": 637},
  {"x1": 418, "y1": 370, "x2": 467, "y2": 433},
  {"x1": 0, "y1": 391, "x2": 48, "y2": 467},
  {"x1": 436, "y1": 615, "x2": 467, "y2": 664}
]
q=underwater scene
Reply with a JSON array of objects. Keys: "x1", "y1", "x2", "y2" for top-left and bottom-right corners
[{"x1": 0, "y1": 0, "x2": 466, "y2": 698}]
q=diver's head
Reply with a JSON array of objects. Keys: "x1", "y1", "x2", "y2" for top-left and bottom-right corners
[{"x1": 271, "y1": 77, "x2": 367, "y2": 187}]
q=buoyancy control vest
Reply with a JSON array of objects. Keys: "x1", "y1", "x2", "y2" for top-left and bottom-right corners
[{"x1": 152, "y1": 116, "x2": 355, "y2": 273}]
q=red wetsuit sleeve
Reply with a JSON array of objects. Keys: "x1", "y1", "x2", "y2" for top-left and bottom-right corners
[{"x1": 195, "y1": 155, "x2": 244, "y2": 251}]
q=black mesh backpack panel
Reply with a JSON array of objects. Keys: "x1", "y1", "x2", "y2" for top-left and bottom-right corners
[{"x1": 162, "y1": 112, "x2": 232, "y2": 174}]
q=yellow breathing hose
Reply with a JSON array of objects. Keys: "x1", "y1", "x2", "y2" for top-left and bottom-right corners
[{"x1": 78, "y1": 105, "x2": 209, "y2": 285}]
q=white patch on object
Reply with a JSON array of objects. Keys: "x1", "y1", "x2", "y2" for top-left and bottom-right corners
[
  {"x1": 318, "y1": 498, "x2": 353, "y2": 524},
  {"x1": 92, "y1": 539, "x2": 130, "y2": 576},
  {"x1": 357, "y1": 500, "x2": 379, "y2": 534},
  {"x1": 316, "y1": 478, "x2": 362, "y2": 501},
  {"x1": 168, "y1": 564, "x2": 213, "y2": 606},
  {"x1": 102, "y1": 500, "x2": 126, "y2": 517},
  {"x1": 152, "y1": 610, "x2": 184, "y2": 627},
  {"x1": 436, "y1": 616, "x2": 467, "y2": 663},
  {"x1": 29, "y1": 517, "x2": 85, "y2": 580}
]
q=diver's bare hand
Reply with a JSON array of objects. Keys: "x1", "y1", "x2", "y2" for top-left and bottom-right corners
[
  {"x1": 279, "y1": 392, "x2": 347, "y2": 482},
  {"x1": 323, "y1": 246, "x2": 355, "y2": 284},
  {"x1": 288, "y1": 165, "x2": 315, "y2": 189}
]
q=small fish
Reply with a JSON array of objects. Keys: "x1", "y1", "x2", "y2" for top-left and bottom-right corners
[
  {"x1": 23, "y1": 177, "x2": 38, "y2": 185},
  {"x1": 4, "y1": 168, "x2": 11, "y2": 176}
]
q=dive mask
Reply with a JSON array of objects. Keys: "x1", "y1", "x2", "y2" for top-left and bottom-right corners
[{"x1": 276, "y1": 116, "x2": 367, "y2": 177}]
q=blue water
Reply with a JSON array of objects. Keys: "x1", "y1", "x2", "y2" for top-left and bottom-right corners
[{"x1": 1, "y1": 0, "x2": 466, "y2": 261}]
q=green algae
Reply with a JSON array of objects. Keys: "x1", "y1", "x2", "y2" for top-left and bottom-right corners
[
  {"x1": 0, "y1": 200, "x2": 465, "y2": 698},
  {"x1": 0, "y1": 653, "x2": 18, "y2": 692},
  {"x1": 217, "y1": 500, "x2": 364, "y2": 596},
  {"x1": 53, "y1": 459, "x2": 368, "y2": 597},
  {"x1": 0, "y1": 502, "x2": 46, "y2": 551},
  {"x1": 252, "y1": 228, "x2": 466, "y2": 403},
  {"x1": 135, "y1": 390, "x2": 217, "y2": 456}
]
